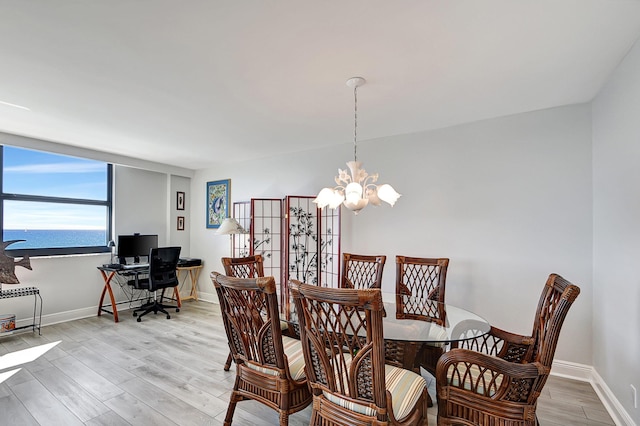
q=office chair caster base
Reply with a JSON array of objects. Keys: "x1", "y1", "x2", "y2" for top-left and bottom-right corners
[
  {"x1": 137, "y1": 317, "x2": 141, "y2": 322},
  {"x1": 166, "y1": 314, "x2": 171, "y2": 319}
]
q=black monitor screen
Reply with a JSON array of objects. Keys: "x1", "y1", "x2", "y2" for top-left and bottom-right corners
[{"x1": 117, "y1": 234, "x2": 158, "y2": 263}]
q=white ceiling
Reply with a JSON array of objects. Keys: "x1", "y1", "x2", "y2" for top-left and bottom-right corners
[{"x1": 1, "y1": 1, "x2": 640, "y2": 170}]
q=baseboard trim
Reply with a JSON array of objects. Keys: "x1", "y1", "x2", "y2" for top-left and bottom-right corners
[
  {"x1": 26, "y1": 301, "x2": 140, "y2": 328},
  {"x1": 196, "y1": 290, "x2": 218, "y2": 304},
  {"x1": 552, "y1": 360, "x2": 635, "y2": 426},
  {"x1": 15, "y1": 306, "x2": 96, "y2": 328},
  {"x1": 551, "y1": 359, "x2": 593, "y2": 381},
  {"x1": 591, "y1": 369, "x2": 636, "y2": 426}
]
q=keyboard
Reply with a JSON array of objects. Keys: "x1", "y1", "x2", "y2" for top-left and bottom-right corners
[{"x1": 121, "y1": 263, "x2": 149, "y2": 270}]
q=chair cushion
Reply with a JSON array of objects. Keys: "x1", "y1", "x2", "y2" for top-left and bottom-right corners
[
  {"x1": 385, "y1": 365, "x2": 427, "y2": 419},
  {"x1": 280, "y1": 320, "x2": 289, "y2": 331},
  {"x1": 244, "y1": 335, "x2": 306, "y2": 381},
  {"x1": 282, "y1": 335, "x2": 306, "y2": 380},
  {"x1": 324, "y1": 364, "x2": 427, "y2": 420}
]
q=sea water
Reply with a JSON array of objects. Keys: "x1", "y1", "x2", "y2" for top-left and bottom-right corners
[{"x1": 3, "y1": 230, "x2": 107, "y2": 249}]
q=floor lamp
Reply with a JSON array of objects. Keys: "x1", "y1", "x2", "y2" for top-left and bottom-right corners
[{"x1": 216, "y1": 218, "x2": 248, "y2": 258}]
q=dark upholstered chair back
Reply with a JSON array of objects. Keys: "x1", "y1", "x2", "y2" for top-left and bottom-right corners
[{"x1": 148, "y1": 247, "x2": 181, "y2": 291}]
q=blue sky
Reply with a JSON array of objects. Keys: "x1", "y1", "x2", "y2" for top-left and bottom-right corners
[{"x1": 3, "y1": 146, "x2": 107, "y2": 230}]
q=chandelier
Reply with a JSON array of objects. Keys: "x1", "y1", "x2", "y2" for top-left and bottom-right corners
[{"x1": 313, "y1": 77, "x2": 400, "y2": 215}]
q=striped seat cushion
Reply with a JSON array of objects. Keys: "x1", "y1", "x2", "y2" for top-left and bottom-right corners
[
  {"x1": 245, "y1": 335, "x2": 306, "y2": 380},
  {"x1": 280, "y1": 320, "x2": 289, "y2": 331},
  {"x1": 324, "y1": 364, "x2": 426, "y2": 420},
  {"x1": 258, "y1": 311, "x2": 288, "y2": 331}
]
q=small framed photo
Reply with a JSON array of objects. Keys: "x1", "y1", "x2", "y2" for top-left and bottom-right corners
[
  {"x1": 177, "y1": 216, "x2": 185, "y2": 231},
  {"x1": 176, "y1": 191, "x2": 185, "y2": 210},
  {"x1": 206, "y1": 179, "x2": 230, "y2": 229}
]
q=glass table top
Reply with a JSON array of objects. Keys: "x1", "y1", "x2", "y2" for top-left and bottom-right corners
[{"x1": 283, "y1": 291, "x2": 490, "y2": 345}]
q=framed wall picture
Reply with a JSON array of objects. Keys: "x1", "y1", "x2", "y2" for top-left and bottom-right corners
[
  {"x1": 206, "y1": 179, "x2": 230, "y2": 229},
  {"x1": 177, "y1": 191, "x2": 185, "y2": 210},
  {"x1": 177, "y1": 216, "x2": 185, "y2": 231}
]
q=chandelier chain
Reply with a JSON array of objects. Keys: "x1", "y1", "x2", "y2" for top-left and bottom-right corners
[{"x1": 353, "y1": 84, "x2": 358, "y2": 163}]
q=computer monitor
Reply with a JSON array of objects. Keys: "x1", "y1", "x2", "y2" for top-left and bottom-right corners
[{"x1": 117, "y1": 234, "x2": 158, "y2": 264}]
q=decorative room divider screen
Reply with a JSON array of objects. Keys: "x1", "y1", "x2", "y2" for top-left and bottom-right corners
[{"x1": 231, "y1": 197, "x2": 341, "y2": 309}]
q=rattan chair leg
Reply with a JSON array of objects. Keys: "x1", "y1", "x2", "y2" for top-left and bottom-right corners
[
  {"x1": 224, "y1": 352, "x2": 233, "y2": 371},
  {"x1": 278, "y1": 412, "x2": 289, "y2": 426},
  {"x1": 223, "y1": 391, "x2": 241, "y2": 426}
]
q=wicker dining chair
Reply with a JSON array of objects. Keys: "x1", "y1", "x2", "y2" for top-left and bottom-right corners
[
  {"x1": 395, "y1": 256, "x2": 449, "y2": 321},
  {"x1": 341, "y1": 252, "x2": 387, "y2": 289},
  {"x1": 211, "y1": 272, "x2": 312, "y2": 426},
  {"x1": 220, "y1": 255, "x2": 265, "y2": 371},
  {"x1": 435, "y1": 273, "x2": 580, "y2": 426},
  {"x1": 291, "y1": 280, "x2": 429, "y2": 425}
]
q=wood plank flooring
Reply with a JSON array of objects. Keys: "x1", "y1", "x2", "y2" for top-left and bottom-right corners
[{"x1": 0, "y1": 300, "x2": 614, "y2": 425}]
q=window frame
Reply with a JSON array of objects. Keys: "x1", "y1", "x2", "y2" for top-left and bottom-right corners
[{"x1": 0, "y1": 146, "x2": 113, "y2": 257}]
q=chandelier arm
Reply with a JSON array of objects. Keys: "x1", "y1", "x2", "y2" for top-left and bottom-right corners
[
  {"x1": 361, "y1": 173, "x2": 379, "y2": 187},
  {"x1": 363, "y1": 182, "x2": 378, "y2": 191}
]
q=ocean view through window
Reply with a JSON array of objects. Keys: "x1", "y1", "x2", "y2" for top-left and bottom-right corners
[{"x1": 1, "y1": 145, "x2": 112, "y2": 256}]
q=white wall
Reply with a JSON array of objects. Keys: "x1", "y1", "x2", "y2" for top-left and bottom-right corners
[
  {"x1": 114, "y1": 166, "x2": 168, "y2": 241},
  {"x1": 592, "y1": 37, "x2": 640, "y2": 424},
  {"x1": 192, "y1": 104, "x2": 593, "y2": 365}
]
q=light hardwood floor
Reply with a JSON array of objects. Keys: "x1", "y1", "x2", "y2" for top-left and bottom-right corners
[{"x1": 0, "y1": 300, "x2": 614, "y2": 425}]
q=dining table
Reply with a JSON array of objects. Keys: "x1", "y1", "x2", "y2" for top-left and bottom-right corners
[{"x1": 282, "y1": 291, "x2": 491, "y2": 406}]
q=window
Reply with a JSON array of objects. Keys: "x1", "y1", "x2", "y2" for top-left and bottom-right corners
[{"x1": 1, "y1": 145, "x2": 112, "y2": 256}]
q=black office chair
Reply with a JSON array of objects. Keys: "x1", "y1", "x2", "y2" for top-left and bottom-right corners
[{"x1": 132, "y1": 246, "x2": 181, "y2": 322}]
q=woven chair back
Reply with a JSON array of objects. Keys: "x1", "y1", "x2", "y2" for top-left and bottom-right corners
[
  {"x1": 221, "y1": 254, "x2": 265, "y2": 278},
  {"x1": 395, "y1": 256, "x2": 449, "y2": 323},
  {"x1": 212, "y1": 273, "x2": 284, "y2": 368},
  {"x1": 531, "y1": 273, "x2": 580, "y2": 368},
  {"x1": 341, "y1": 253, "x2": 386, "y2": 289}
]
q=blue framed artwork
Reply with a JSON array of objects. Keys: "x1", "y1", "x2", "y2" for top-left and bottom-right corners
[{"x1": 206, "y1": 179, "x2": 230, "y2": 229}]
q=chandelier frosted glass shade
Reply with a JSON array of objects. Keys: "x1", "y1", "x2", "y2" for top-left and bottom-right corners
[{"x1": 314, "y1": 160, "x2": 401, "y2": 215}]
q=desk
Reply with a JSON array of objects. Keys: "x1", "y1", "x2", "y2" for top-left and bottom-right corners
[
  {"x1": 97, "y1": 265, "x2": 182, "y2": 323},
  {"x1": 176, "y1": 265, "x2": 203, "y2": 301}
]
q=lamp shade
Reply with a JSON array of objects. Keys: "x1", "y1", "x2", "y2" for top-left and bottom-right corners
[{"x1": 216, "y1": 218, "x2": 247, "y2": 235}]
